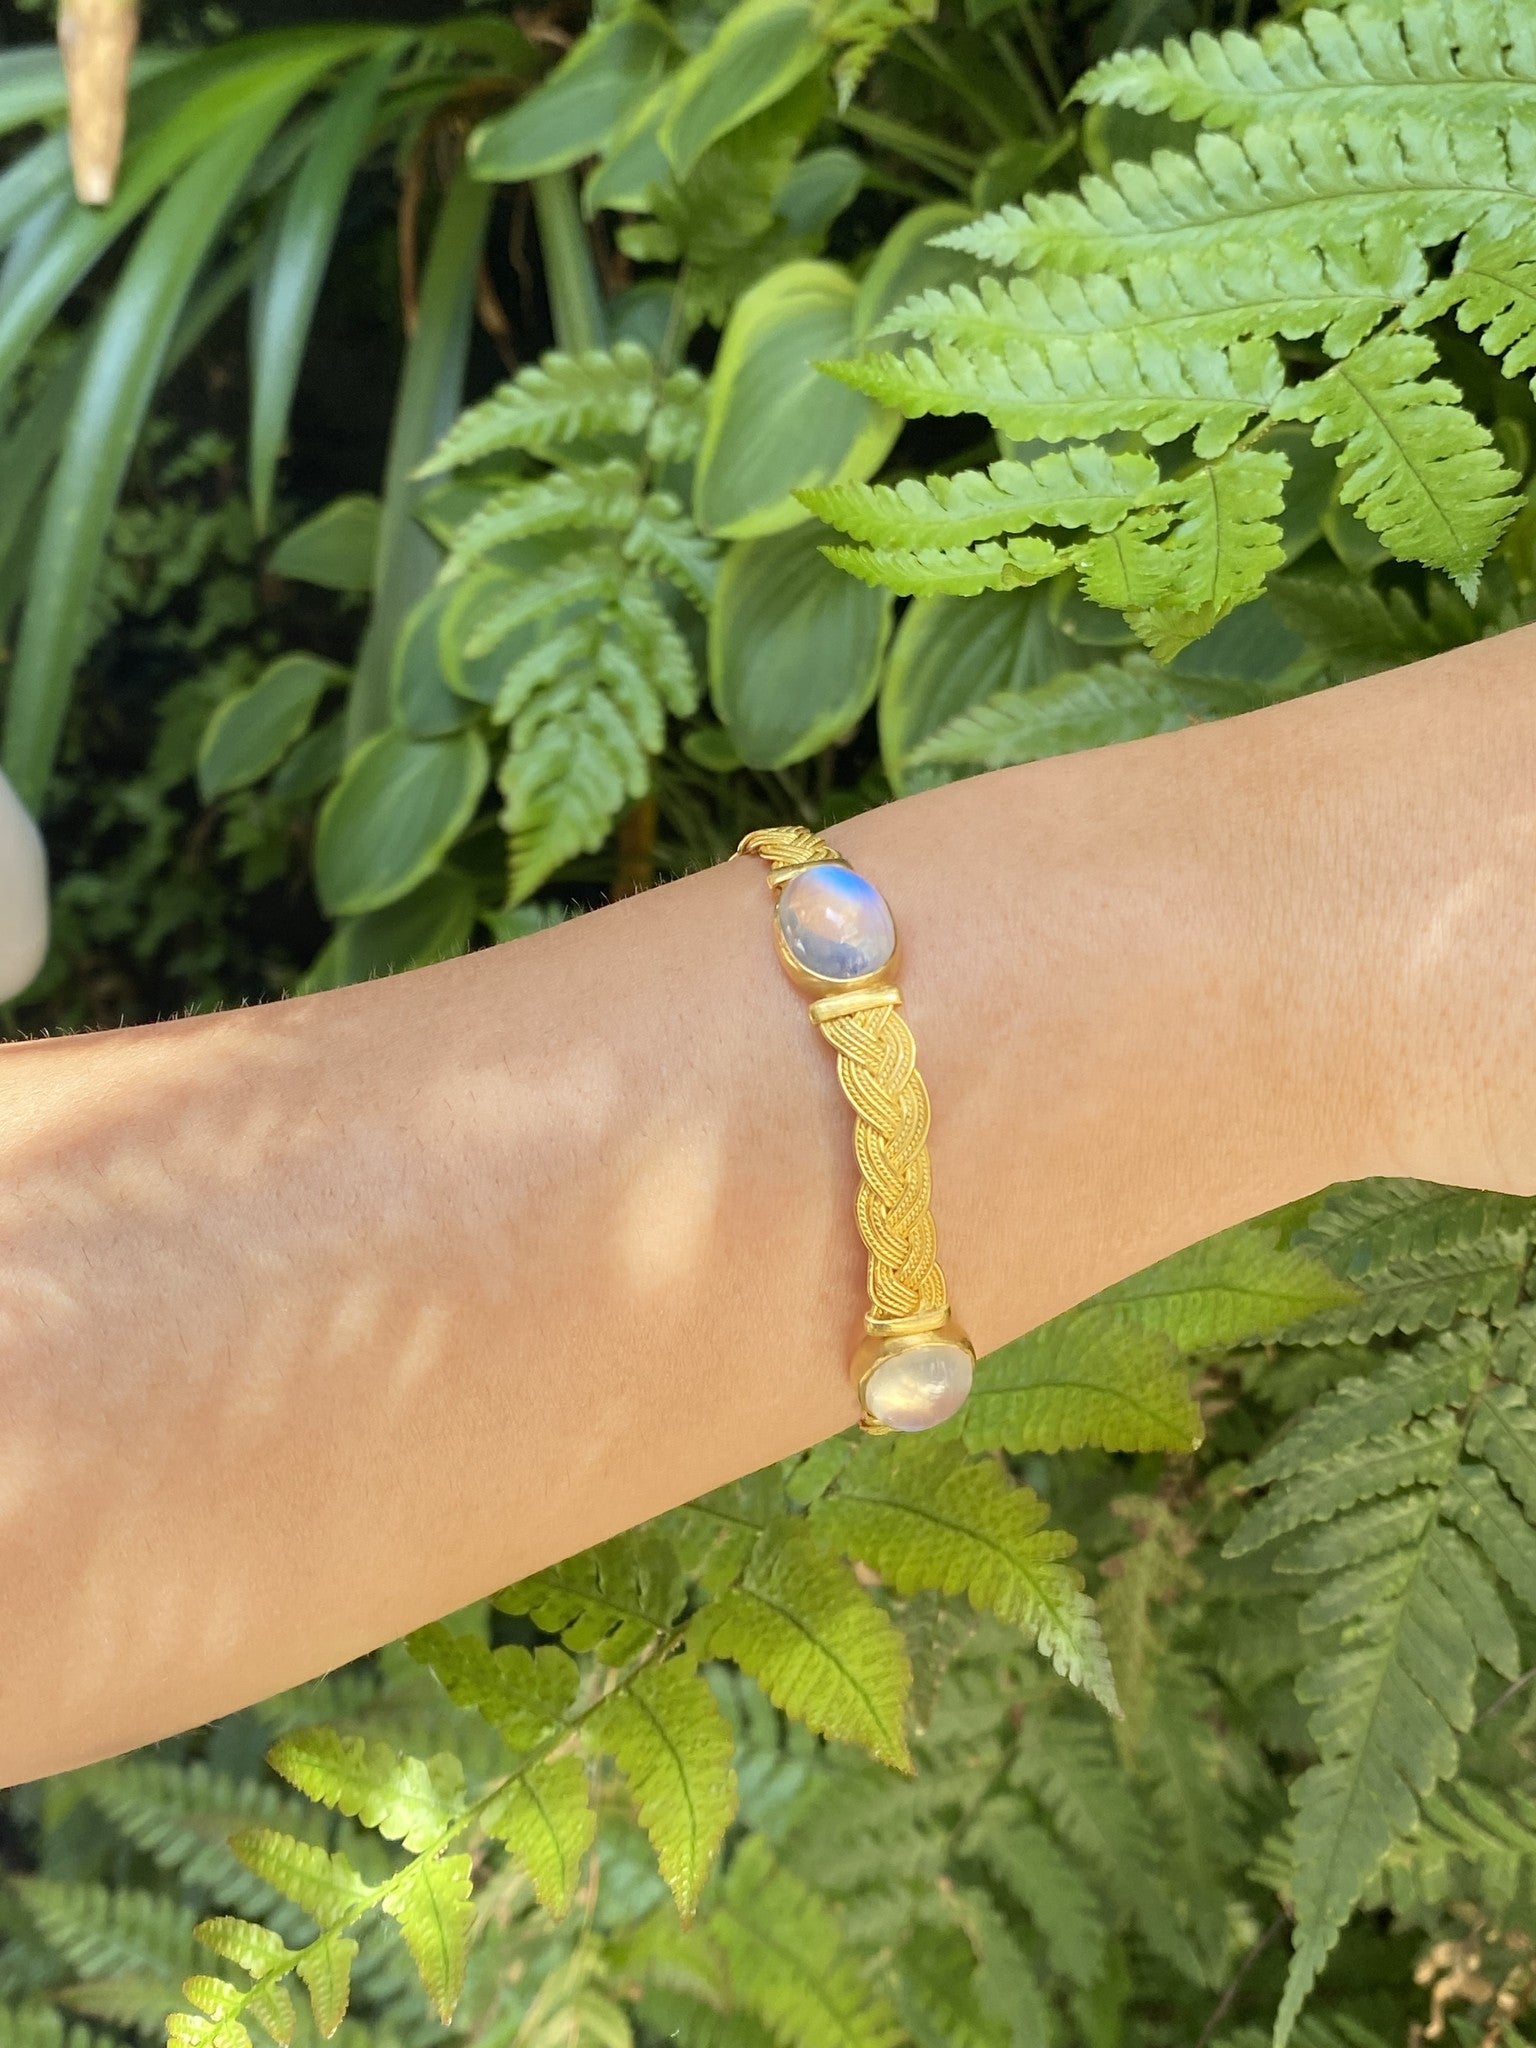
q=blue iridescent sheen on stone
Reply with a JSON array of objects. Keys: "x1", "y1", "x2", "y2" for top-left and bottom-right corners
[{"x1": 776, "y1": 864, "x2": 896, "y2": 983}]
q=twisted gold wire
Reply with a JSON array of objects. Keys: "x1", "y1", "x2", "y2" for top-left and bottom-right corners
[{"x1": 736, "y1": 826, "x2": 949, "y2": 1325}]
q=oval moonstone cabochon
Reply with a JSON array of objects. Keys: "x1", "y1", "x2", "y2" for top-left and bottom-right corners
[
  {"x1": 863, "y1": 1340, "x2": 974, "y2": 1432},
  {"x1": 776, "y1": 865, "x2": 896, "y2": 983}
]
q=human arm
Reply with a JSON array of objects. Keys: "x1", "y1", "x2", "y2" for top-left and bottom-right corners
[{"x1": 2, "y1": 624, "x2": 1532, "y2": 1787}]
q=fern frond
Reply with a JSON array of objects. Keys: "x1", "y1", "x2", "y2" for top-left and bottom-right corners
[
  {"x1": 495, "y1": 1528, "x2": 687, "y2": 1666},
  {"x1": 706, "y1": 1839, "x2": 905, "y2": 2048},
  {"x1": 1285, "y1": 1180, "x2": 1536, "y2": 1340},
  {"x1": 13, "y1": 1884, "x2": 196, "y2": 2017},
  {"x1": 80, "y1": 1763, "x2": 326, "y2": 1917},
  {"x1": 264, "y1": 1731, "x2": 464, "y2": 1853},
  {"x1": 419, "y1": 344, "x2": 661, "y2": 473},
  {"x1": 801, "y1": 446, "x2": 1162, "y2": 549},
  {"x1": 586, "y1": 1658, "x2": 738, "y2": 1920},
  {"x1": 225, "y1": 1834, "x2": 370, "y2": 1931},
  {"x1": 820, "y1": 536, "x2": 1063, "y2": 597},
  {"x1": 1076, "y1": 0, "x2": 1536, "y2": 133},
  {"x1": 910, "y1": 655, "x2": 1195, "y2": 770},
  {"x1": 884, "y1": 231, "x2": 1422, "y2": 359},
  {"x1": 962, "y1": 1803, "x2": 1108, "y2": 1989},
  {"x1": 964, "y1": 1320, "x2": 1201, "y2": 1455},
  {"x1": 404, "y1": 1622, "x2": 580, "y2": 1750},
  {"x1": 622, "y1": 493, "x2": 718, "y2": 607},
  {"x1": 380, "y1": 1854, "x2": 475, "y2": 2024},
  {"x1": 823, "y1": 332, "x2": 1282, "y2": 455},
  {"x1": 818, "y1": 0, "x2": 936, "y2": 107},
  {"x1": 1273, "y1": 330, "x2": 1518, "y2": 583},
  {"x1": 442, "y1": 462, "x2": 643, "y2": 575},
  {"x1": 938, "y1": 114, "x2": 1536, "y2": 278},
  {"x1": 1077, "y1": 447, "x2": 1288, "y2": 656},
  {"x1": 1408, "y1": 231, "x2": 1536, "y2": 388},
  {"x1": 482, "y1": 1755, "x2": 595, "y2": 1920},
  {"x1": 810, "y1": 1436, "x2": 1120, "y2": 1711},
  {"x1": 690, "y1": 1519, "x2": 913, "y2": 1771},
  {"x1": 1224, "y1": 1322, "x2": 1536, "y2": 2045}
]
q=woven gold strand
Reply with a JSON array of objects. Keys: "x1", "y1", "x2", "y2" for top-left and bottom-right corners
[{"x1": 735, "y1": 825, "x2": 949, "y2": 1327}]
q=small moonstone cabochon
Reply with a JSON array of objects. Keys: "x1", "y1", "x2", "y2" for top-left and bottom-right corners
[
  {"x1": 776, "y1": 864, "x2": 896, "y2": 983},
  {"x1": 863, "y1": 1340, "x2": 974, "y2": 1432}
]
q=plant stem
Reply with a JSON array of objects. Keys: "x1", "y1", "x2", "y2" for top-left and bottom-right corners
[
  {"x1": 989, "y1": 24, "x2": 1056, "y2": 138},
  {"x1": 532, "y1": 170, "x2": 606, "y2": 354},
  {"x1": 1014, "y1": 0, "x2": 1063, "y2": 107},
  {"x1": 900, "y1": 25, "x2": 1014, "y2": 141}
]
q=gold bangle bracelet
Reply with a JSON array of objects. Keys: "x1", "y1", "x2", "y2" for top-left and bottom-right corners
[{"x1": 735, "y1": 824, "x2": 974, "y2": 1435}]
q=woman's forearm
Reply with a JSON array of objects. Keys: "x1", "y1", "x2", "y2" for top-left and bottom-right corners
[{"x1": 4, "y1": 625, "x2": 1534, "y2": 1785}]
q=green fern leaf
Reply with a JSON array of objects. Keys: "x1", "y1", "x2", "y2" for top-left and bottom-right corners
[
  {"x1": 419, "y1": 343, "x2": 660, "y2": 472},
  {"x1": 801, "y1": 446, "x2": 1162, "y2": 550},
  {"x1": 623, "y1": 492, "x2": 718, "y2": 607},
  {"x1": 1408, "y1": 231, "x2": 1536, "y2": 389},
  {"x1": 962, "y1": 1804, "x2": 1106, "y2": 1990},
  {"x1": 265, "y1": 1730, "x2": 463, "y2": 1852},
  {"x1": 706, "y1": 1838, "x2": 905, "y2": 2048},
  {"x1": 1086, "y1": 447, "x2": 1288, "y2": 657},
  {"x1": 586, "y1": 1657, "x2": 738, "y2": 1920},
  {"x1": 495, "y1": 1527, "x2": 687, "y2": 1665},
  {"x1": 811, "y1": 1436, "x2": 1119, "y2": 1712},
  {"x1": 1225, "y1": 1322, "x2": 1536, "y2": 2044},
  {"x1": 380, "y1": 1853, "x2": 475, "y2": 2024},
  {"x1": 165, "y1": 2020, "x2": 247, "y2": 2048},
  {"x1": 820, "y1": 536, "x2": 1063, "y2": 597},
  {"x1": 1075, "y1": 0, "x2": 1536, "y2": 133},
  {"x1": 443, "y1": 461, "x2": 643, "y2": 574},
  {"x1": 884, "y1": 230, "x2": 1422, "y2": 359},
  {"x1": 404, "y1": 1622, "x2": 580, "y2": 1749},
  {"x1": 910, "y1": 654, "x2": 1195, "y2": 770},
  {"x1": 891, "y1": 1922, "x2": 1013, "y2": 2048},
  {"x1": 482, "y1": 1754, "x2": 595, "y2": 1919},
  {"x1": 292, "y1": 1935, "x2": 356, "y2": 2041},
  {"x1": 1274, "y1": 330, "x2": 1518, "y2": 583},
  {"x1": 81, "y1": 1762, "x2": 328, "y2": 1916},
  {"x1": 13, "y1": 1882, "x2": 196, "y2": 2004},
  {"x1": 1088, "y1": 1217, "x2": 1360, "y2": 1351},
  {"x1": 965, "y1": 1320, "x2": 1200, "y2": 1455},
  {"x1": 937, "y1": 117, "x2": 1525, "y2": 278},
  {"x1": 463, "y1": 554, "x2": 624, "y2": 657},
  {"x1": 1285, "y1": 1180, "x2": 1536, "y2": 1340},
  {"x1": 823, "y1": 333, "x2": 1281, "y2": 455},
  {"x1": 690, "y1": 1519, "x2": 913, "y2": 1771},
  {"x1": 191, "y1": 1924, "x2": 289, "y2": 1981},
  {"x1": 819, "y1": 0, "x2": 936, "y2": 108},
  {"x1": 226, "y1": 1834, "x2": 370, "y2": 1931}
]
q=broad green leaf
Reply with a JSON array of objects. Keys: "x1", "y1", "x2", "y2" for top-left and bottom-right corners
[
  {"x1": 0, "y1": 33, "x2": 385, "y2": 408},
  {"x1": 228, "y1": 1831, "x2": 370, "y2": 1929},
  {"x1": 345, "y1": 173, "x2": 490, "y2": 746},
  {"x1": 197, "y1": 654, "x2": 343, "y2": 799},
  {"x1": 0, "y1": 134, "x2": 72, "y2": 257},
  {"x1": 659, "y1": 0, "x2": 822, "y2": 180},
  {"x1": 294, "y1": 1933, "x2": 357, "y2": 2039},
  {"x1": 391, "y1": 584, "x2": 474, "y2": 737},
  {"x1": 690, "y1": 1519, "x2": 912, "y2": 1771},
  {"x1": 469, "y1": 8, "x2": 676, "y2": 181},
  {"x1": 266, "y1": 1729, "x2": 464, "y2": 1852},
  {"x1": 249, "y1": 47, "x2": 400, "y2": 534},
  {"x1": 965, "y1": 1321, "x2": 1201, "y2": 1455},
  {"x1": 813, "y1": 1438, "x2": 1120, "y2": 1712},
  {"x1": 382, "y1": 1853, "x2": 475, "y2": 2024},
  {"x1": 299, "y1": 872, "x2": 478, "y2": 993},
  {"x1": 268, "y1": 495, "x2": 379, "y2": 592},
  {"x1": 314, "y1": 728, "x2": 488, "y2": 916},
  {"x1": 694, "y1": 260, "x2": 897, "y2": 539},
  {"x1": 709, "y1": 522, "x2": 890, "y2": 768},
  {"x1": 588, "y1": 1659, "x2": 737, "y2": 1921},
  {"x1": 2, "y1": 98, "x2": 303, "y2": 810},
  {"x1": 482, "y1": 1755, "x2": 595, "y2": 1918}
]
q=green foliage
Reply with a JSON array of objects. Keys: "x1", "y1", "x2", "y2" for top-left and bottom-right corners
[{"x1": 11, "y1": 3, "x2": 1536, "y2": 2047}]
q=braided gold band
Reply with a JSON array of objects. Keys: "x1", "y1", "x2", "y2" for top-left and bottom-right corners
[{"x1": 736, "y1": 825, "x2": 973, "y2": 1435}]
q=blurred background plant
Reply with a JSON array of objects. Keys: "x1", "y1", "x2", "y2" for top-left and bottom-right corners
[{"x1": 7, "y1": 0, "x2": 1536, "y2": 2041}]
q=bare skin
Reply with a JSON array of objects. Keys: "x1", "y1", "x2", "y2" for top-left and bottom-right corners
[{"x1": 3, "y1": 623, "x2": 1536, "y2": 1787}]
